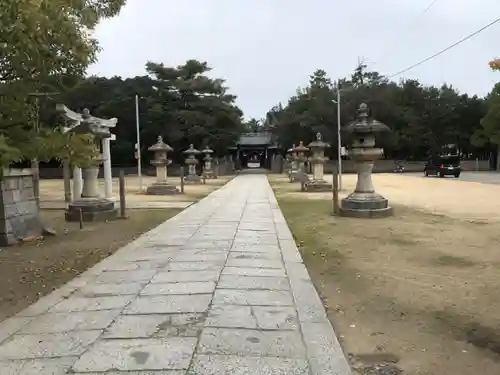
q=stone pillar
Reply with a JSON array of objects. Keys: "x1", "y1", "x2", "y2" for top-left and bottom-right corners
[
  {"x1": 146, "y1": 136, "x2": 179, "y2": 195},
  {"x1": 102, "y1": 137, "x2": 112, "y2": 198},
  {"x1": 72, "y1": 166, "x2": 83, "y2": 200},
  {"x1": 306, "y1": 132, "x2": 332, "y2": 192},
  {"x1": 81, "y1": 166, "x2": 99, "y2": 198}
]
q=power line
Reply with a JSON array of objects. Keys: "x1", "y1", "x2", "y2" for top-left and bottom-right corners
[
  {"x1": 388, "y1": 15, "x2": 500, "y2": 78},
  {"x1": 373, "y1": 0, "x2": 440, "y2": 67}
]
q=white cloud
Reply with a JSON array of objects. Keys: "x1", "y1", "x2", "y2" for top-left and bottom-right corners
[{"x1": 89, "y1": 0, "x2": 500, "y2": 118}]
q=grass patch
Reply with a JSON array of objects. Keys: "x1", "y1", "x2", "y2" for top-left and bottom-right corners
[{"x1": 273, "y1": 179, "x2": 500, "y2": 374}]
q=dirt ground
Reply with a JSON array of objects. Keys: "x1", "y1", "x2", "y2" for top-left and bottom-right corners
[
  {"x1": 270, "y1": 174, "x2": 500, "y2": 375},
  {"x1": 0, "y1": 208, "x2": 180, "y2": 321},
  {"x1": 39, "y1": 175, "x2": 233, "y2": 203},
  {"x1": 272, "y1": 173, "x2": 500, "y2": 222}
]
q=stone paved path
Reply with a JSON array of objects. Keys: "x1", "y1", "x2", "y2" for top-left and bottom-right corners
[{"x1": 0, "y1": 175, "x2": 351, "y2": 375}]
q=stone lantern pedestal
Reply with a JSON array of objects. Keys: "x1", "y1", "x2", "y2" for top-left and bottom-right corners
[
  {"x1": 146, "y1": 136, "x2": 179, "y2": 195},
  {"x1": 340, "y1": 103, "x2": 393, "y2": 218},
  {"x1": 201, "y1": 146, "x2": 216, "y2": 179},
  {"x1": 293, "y1": 141, "x2": 310, "y2": 183},
  {"x1": 184, "y1": 144, "x2": 201, "y2": 183},
  {"x1": 306, "y1": 132, "x2": 332, "y2": 192}
]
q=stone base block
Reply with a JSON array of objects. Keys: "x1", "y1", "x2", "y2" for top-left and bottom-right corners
[
  {"x1": 146, "y1": 183, "x2": 180, "y2": 195},
  {"x1": 66, "y1": 198, "x2": 118, "y2": 222},
  {"x1": 339, "y1": 206, "x2": 394, "y2": 218},
  {"x1": 184, "y1": 175, "x2": 201, "y2": 184},
  {"x1": 339, "y1": 191, "x2": 394, "y2": 218},
  {"x1": 203, "y1": 171, "x2": 217, "y2": 179},
  {"x1": 305, "y1": 180, "x2": 332, "y2": 192}
]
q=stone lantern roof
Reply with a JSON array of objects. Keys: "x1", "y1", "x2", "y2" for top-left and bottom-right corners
[
  {"x1": 345, "y1": 103, "x2": 390, "y2": 134},
  {"x1": 183, "y1": 144, "x2": 200, "y2": 156},
  {"x1": 307, "y1": 132, "x2": 330, "y2": 149},
  {"x1": 293, "y1": 141, "x2": 309, "y2": 153},
  {"x1": 201, "y1": 145, "x2": 214, "y2": 154},
  {"x1": 148, "y1": 136, "x2": 173, "y2": 153}
]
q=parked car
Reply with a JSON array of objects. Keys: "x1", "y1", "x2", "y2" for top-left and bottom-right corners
[{"x1": 424, "y1": 155, "x2": 461, "y2": 178}]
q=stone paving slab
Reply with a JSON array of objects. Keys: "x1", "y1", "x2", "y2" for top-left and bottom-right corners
[{"x1": 0, "y1": 175, "x2": 352, "y2": 375}]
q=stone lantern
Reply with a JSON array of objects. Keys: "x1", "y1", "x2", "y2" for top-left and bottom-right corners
[
  {"x1": 146, "y1": 136, "x2": 179, "y2": 195},
  {"x1": 287, "y1": 144, "x2": 298, "y2": 182},
  {"x1": 201, "y1": 145, "x2": 216, "y2": 179},
  {"x1": 293, "y1": 141, "x2": 310, "y2": 182},
  {"x1": 306, "y1": 132, "x2": 332, "y2": 192},
  {"x1": 57, "y1": 106, "x2": 118, "y2": 222},
  {"x1": 183, "y1": 144, "x2": 201, "y2": 183},
  {"x1": 340, "y1": 103, "x2": 393, "y2": 217}
]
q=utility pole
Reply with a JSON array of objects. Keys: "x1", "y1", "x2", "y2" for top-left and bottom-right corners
[{"x1": 135, "y1": 94, "x2": 142, "y2": 192}]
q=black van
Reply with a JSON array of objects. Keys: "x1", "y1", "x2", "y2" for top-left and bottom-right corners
[{"x1": 424, "y1": 155, "x2": 461, "y2": 178}]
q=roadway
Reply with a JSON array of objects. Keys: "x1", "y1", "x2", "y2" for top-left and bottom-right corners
[{"x1": 402, "y1": 171, "x2": 500, "y2": 185}]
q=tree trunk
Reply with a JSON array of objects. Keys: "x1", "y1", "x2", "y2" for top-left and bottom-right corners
[
  {"x1": 63, "y1": 162, "x2": 72, "y2": 202},
  {"x1": 497, "y1": 147, "x2": 500, "y2": 171}
]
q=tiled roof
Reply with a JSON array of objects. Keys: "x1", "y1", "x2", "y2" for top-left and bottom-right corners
[{"x1": 237, "y1": 132, "x2": 273, "y2": 145}]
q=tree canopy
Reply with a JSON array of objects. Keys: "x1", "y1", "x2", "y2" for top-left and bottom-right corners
[
  {"x1": 262, "y1": 64, "x2": 494, "y2": 162},
  {"x1": 0, "y1": 0, "x2": 127, "y2": 167},
  {"x1": 38, "y1": 60, "x2": 245, "y2": 165}
]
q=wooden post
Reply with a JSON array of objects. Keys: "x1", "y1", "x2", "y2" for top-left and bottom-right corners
[
  {"x1": 180, "y1": 166, "x2": 185, "y2": 194},
  {"x1": 332, "y1": 168, "x2": 339, "y2": 215},
  {"x1": 79, "y1": 208, "x2": 84, "y2": 229},
  {"x1": 119, "y1": 169, "x2": 126, "y2": 219}
]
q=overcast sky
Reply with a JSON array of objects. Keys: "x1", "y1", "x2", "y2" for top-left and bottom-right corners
[{"x1": 89, "y1": 0, "x2": 500, "y2": 119}]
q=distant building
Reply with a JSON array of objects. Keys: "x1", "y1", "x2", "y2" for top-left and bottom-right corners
[{"x1": 229, "y1": 132, "x2": 281, "y2": 170}]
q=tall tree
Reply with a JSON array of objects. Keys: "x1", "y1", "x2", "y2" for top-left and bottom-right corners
[
  {"x1": 145, "y1": 60, "x2": 244, "y2": 156},
  {"x1": 0, "y1": 0, "x2": 127, "y2": 166},
  {"x1": 471, "y1": 83, "x2": 500, "y2": 169}
]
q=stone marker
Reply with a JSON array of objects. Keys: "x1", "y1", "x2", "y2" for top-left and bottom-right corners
[
  {"x1": 201, "y1": 145, "x2": 216, "y2": 179},
  {"x1": 57, "y1": 105, "x2": 118, "y2": 222},
  {"x1": 306, "y1": 132, "x2": 332, "y2": 192},
  {"x1": 0, "y1": 169, "x2": 46, "y2": 245},
  {"x1": 146, "y1": 136, "x2": 179, "y2": 195},
  {"x1": 183, "y1": 144, "x2": 201, "y2": 183},
  {"x1": 340, "y1": 103, "x2": 393, "y2": 217}
]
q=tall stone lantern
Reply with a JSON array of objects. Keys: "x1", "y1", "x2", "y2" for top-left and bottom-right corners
[
  {"x1": 183, "y1": 144, "x2": 201, "y2": 183},
  {"x1": 201, "y1": 145, "x2": 216, "y2": 179},
  {"x1": 306, "y1": 132, "x2": 332, "y2": 192},
  {"x1": 340, "y1": 103, "x2": 393, "y2": 217},
  {"x1": 287, "y1": 144, "x2": 298, "y2": 182},
  {"x1": 146, "y1": 136, "x2": 179, "y2": 195},
  {"x1": 293, "y1": 141, "x2": 310, "y2": 182}
]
